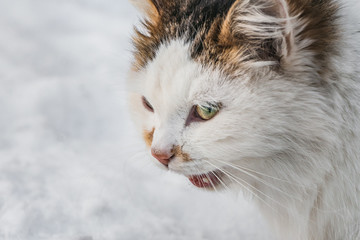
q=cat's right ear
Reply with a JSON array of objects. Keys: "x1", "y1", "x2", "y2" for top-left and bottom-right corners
[
  {"x1": 219, "y1": 0, "x2": 295, "y2": 66},
  {"x1": 129, "y1": 0, "x2": 160, "y2": 19}
]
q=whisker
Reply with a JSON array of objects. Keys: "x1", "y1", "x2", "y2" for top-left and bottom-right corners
[
  {"x1": 206, "y1": 172, "x2": 218, "y2": 193},
  {"x1": 202, "y1": 161, "x2": 234, "y2": 192},
  {"x1": 212, "y1": 159, "x2": 302, "y2": 202},
  {"x1": 203, "y1": 160, "x2": 277, "y2": 212},
  {"x1": 222, "y1": 168, "x2": 285, "y2": 213},
  {"x1": 213, "y1": 159, "x2": 295, "y2": 184}
]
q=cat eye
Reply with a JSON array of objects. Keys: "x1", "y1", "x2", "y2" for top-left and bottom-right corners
[
  {"x1": 195, "y1": 104, "x2": 220, "y2": 120},
  {"x1": 186, "y1": 103, "x2": 221, "y2": 126},
  {"x1": 142, "y1": 96, "x2": 154, "y2": 112}
]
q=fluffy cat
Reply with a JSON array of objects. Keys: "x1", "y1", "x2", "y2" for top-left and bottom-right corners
[{"x1": 127, "y1": 0, "x2": 360, "y2": 239}]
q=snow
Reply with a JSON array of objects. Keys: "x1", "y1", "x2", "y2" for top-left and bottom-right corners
[{"x1": 0, "y1": 1, "x2": 272, "y2": 239}]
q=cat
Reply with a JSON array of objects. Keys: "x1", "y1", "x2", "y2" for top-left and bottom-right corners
[{"x1": 127, "y1": 0, "x2": 360, "y2": 239}]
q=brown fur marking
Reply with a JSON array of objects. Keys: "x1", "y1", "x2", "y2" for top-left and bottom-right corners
[
  {"x1": 200, "y1": 0, "x2": 340, "y2": 77},
  {"x1": 143, "y1": 128, "x2": 154, "y2": 148},
  {"x1": 132, "y1": 0, "x2": 340, "y2": 80},
  {"x1": 173, "y1": 145, "x2": 191, "y2": 162}
]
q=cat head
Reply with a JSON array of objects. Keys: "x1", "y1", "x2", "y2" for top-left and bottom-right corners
[{"x1": 128, "y1": 0, "x2": 339, "y2": 189}]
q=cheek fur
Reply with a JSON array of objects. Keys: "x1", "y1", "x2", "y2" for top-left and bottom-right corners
[{"x1": 143, "y1": 128, "x2": 155, "y2": 148}]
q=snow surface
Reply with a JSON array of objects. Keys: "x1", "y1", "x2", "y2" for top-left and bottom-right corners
[{"x1": 0, "y1": 1, "x2": 273, "y2": 239}]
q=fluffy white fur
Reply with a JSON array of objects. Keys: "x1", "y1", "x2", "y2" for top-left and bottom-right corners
[{"x1": 128, "y1": 0, "x2": 360, "y2": 239}]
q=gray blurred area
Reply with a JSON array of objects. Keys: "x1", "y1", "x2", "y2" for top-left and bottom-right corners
[{"x1": 0, "y1": 1, "x2": 271, "y2": 239}]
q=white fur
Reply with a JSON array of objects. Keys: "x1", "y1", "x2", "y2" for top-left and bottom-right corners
[{"x1": 128, "y1": 0, "x2": 360, "y2": 239}]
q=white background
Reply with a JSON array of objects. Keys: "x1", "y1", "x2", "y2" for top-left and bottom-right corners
[{"x1": 0, "y1": 1, "x2": 273, "y2": 239}]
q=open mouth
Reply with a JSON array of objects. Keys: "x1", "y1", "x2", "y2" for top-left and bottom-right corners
[{"x1": 188, "y1": 171, "x2": 222, "y2": 189}]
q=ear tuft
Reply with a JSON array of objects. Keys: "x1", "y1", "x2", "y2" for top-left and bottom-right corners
[{"x1": 130, "y1": 0, "x2": 159, "y2": 19}]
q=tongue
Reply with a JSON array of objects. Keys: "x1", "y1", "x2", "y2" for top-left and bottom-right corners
[{"x1": 188, "y1": 172, "x2": 220, "y2": 188}]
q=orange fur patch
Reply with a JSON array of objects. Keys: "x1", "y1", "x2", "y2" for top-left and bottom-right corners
[
  {"x1": 218, "y1": 0, "x2": 240, "y2": 44},
  {"x1": 173, "y1": 145, "x2": 191, "y2": 162},
  {"x1": 143, "y1": 128, "x2": 154, "y2": 148},
  {"x1": 147, "y1": 0, "x2": 159, "y2": 21}
]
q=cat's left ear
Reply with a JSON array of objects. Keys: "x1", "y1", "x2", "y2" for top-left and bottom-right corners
[
  {"x1": 220, "y1": 0, "x2": 295, "y2": 65},
  {"x1": 129, "y1": 0, "x2": 160, "y2": 19}
]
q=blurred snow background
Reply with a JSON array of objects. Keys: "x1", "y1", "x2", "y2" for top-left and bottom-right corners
[{"x1": 0, "y1": 0, "x2": 272, "y2": 239}]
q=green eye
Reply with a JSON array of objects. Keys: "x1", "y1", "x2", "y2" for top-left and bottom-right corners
[{"x1": 196, "y1": 104, "x2": 220, "y2": 120}]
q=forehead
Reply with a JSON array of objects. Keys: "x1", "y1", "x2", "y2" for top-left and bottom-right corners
[{"x1": 141, "y1": 41, "x2": 221, "y2": 106}]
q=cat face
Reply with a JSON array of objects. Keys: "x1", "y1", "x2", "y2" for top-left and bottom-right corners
[{"x1": 128, "y1": 0, "x2": 339, "y2": 190}]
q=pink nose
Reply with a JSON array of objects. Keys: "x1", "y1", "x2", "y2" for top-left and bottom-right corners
[{"x1": 151, "y1": 149, "x2": 173, "y2": 166}]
